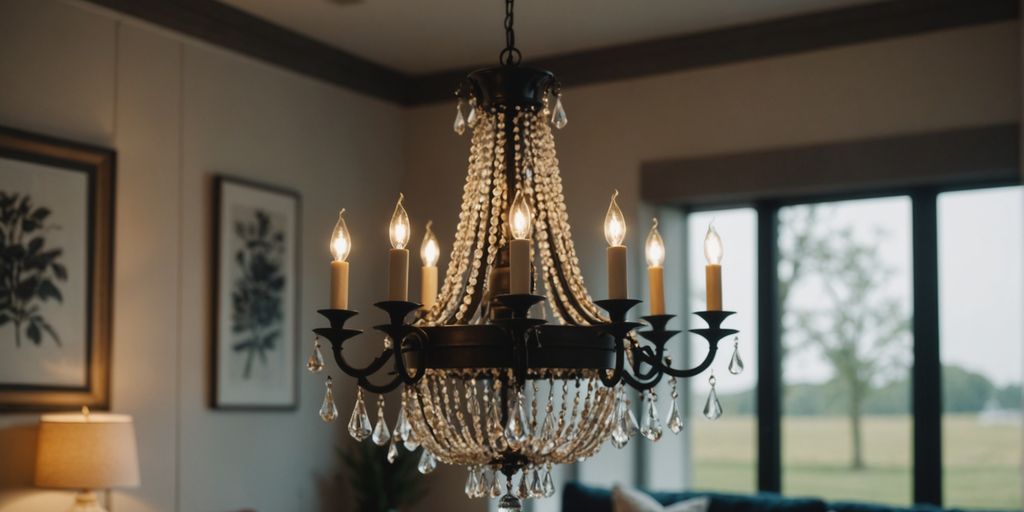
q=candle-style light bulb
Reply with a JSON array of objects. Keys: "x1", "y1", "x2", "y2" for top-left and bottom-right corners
[
  {"x1": 604, "y1": 190, "x2": 626, "y2": 247},
  {"x1": 389, "y1": 193, "x2": 410, "y2": 250},
  {"x1": 420, "y1": 220, "x2": 440, "y2": 267},
  {"x1": 330, "y1": 209, "x2": 351, "y2": 262},
  {"x1": 704, "y1": 224, "x2": 723, "y2": 265},
  {"x1": 509, "y1": 190, "x2": 532, "y2": 240},
  {"x1": 645, "y1": 218, "x2": 665, "y2": 268}
]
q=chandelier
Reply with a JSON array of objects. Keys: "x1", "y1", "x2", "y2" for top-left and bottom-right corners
[{"x1": 307, "y1": 2, "x2": 740, "y2": 510}]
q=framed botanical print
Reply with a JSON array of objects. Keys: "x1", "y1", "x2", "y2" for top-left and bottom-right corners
[
  {"x1": 0, "y1": 126, "x2": 114, "y2": 411},
  {"x1": 212, "y1": 176, "x2": 300, "y2": 409}
]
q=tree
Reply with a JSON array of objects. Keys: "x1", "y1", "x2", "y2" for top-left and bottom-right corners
[{"x1": 780, "y1": 207, "x2": 911, "y2": 470}]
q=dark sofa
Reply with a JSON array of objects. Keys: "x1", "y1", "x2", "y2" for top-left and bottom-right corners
[{"x1": 563, "y1": 482, "x2": 977, "y2": 512}]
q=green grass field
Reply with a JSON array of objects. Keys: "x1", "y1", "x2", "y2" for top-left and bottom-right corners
[{"x1": 689, "y1": 414, "x2": 1021, "y2": 509}]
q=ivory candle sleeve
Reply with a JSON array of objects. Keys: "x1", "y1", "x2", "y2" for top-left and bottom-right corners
[
  {"x1": 705, "y1": 264, "x2": 722, "y2": 311},
  {"x1": 607, "y1": 245, "x2": 628, "y2": 299},
  {"x1": 421, "y1": 265, "x2": 438, "y2": 309},
  {"x1": 388, "y1": 248, "x2": 410, "y2": 301},
  {"x1": 648, "y1": 266, "x2": 665, "y2": 315},
  {"x1": 509, "y1": 239, "x2": 531, "y2": 294},
  {"x1": 330, "y1": 260, "x2": 349, "y2": 309}
]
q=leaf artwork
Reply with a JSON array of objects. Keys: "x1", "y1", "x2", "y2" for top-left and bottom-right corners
[
  {"x1": 0, "y1": 191, "x2": 66, "y2": 348},
  {"x1": 230, "y1": 208, "x2": 287, "y2": 379}
]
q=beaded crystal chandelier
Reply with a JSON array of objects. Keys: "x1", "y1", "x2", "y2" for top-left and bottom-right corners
[{"x1": 307, "y1": 2, "x2": 740, "y2": 510}]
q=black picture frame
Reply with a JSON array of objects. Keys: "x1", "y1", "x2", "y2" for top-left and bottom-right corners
[{"x1": 211, "y1": 176, "x2": 301, "y2": 410}]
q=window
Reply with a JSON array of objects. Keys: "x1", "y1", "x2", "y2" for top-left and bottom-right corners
[
  {"x1": 685, "y1": 209, "x2": 759, "y2": 492},
  {"x1": 938, "y1": 186, "x2": 1023, "y2": 510},
  {"x1": 778, "y1": 198, "x2": 914, "y2": 504}
]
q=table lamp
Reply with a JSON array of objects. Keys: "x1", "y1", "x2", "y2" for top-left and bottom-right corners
[{"x1": 35, "y1": 407, "x2": 140, "y2": 512}]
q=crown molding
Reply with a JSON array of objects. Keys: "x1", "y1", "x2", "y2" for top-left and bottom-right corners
[{"x1": 82, "y1": 0, "x2": 1018, "y2": 106}]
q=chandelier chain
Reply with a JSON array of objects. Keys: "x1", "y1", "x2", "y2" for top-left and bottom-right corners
[{"x1": 500, "y1": 0, "x2": 522, "y2": 66}]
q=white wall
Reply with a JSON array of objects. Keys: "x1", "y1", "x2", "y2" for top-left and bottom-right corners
[
  {"x1": 402, "y1": 20, "x2": 1021, "y2": 512},
  {"x1": 0, "y1": 1, "x2": 407, "y2": 511}
]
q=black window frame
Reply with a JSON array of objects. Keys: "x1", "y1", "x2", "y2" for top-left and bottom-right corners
[{"x1": 679, "y1": 177, "x2": 1021, "y2": 506}]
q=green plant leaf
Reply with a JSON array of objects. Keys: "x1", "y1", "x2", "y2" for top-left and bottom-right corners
[
  {"x1": 38, "y1": 280, "x2": 62, "y2": 302},
  {"x1": 52, "y1": 263, "x2": 67, "y2": 280},
  {"x1": 26, "y1": 322, "x2": 41, "y2": 345},
  {"x1": 15, "y1": 277, "x2": 38, "y2": 300},
  {"x1": 27, "y1": 237, "x2": 43, "y2": 255}
]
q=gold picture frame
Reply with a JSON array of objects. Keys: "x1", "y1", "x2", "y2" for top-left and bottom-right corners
[{"x1": 0, "y1": 126, "x2": 115, "y2": 411}]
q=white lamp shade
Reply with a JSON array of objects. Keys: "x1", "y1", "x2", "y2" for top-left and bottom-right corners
[{"x1": 35, "y1": 413, "x2": 140, "y2": 490}]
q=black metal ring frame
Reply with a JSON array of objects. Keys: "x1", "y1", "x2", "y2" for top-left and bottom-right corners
[{"x1": 313, "y1": 295, "x2": 737, "y2": 395}]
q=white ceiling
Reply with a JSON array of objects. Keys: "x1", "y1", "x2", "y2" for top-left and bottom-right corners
[{"x1": 220, "y1": 0, "x2": 880, "y2": 74}]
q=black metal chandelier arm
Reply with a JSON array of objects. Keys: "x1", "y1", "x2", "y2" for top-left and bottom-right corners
[
  {"x1": 619, "y1": 366, "x2": 665, "y2": 392},
  {"x1": 380, "y1": 325, "x2": 428, "y2": 386},
  {"x1": 629, "y1": 344, "x2": 664, "y2": 380},
  {"x1": 598, "y1": 337, "x2": 626, "y2": 387},
  {"x1": 355, "y1": 373, "x2": 404, "y2": 395},
  {"x1": 654, "y1": 344, "x2": 721, "y2": 379},
  {"x1": 313, "y1": 326, "x2": 394, "y2": 379}
]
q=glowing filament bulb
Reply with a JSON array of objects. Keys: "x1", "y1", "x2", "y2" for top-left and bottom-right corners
[
  {"x1": 645, "y1": 218, "x2": 665, "y2": 268},
  {"x1": 330, "y1": 209, "x2": 351, "y2": 262},
  {"x1": 420, "y1": 220, "x2": 440, "y2": 267},
  {"x1": 704, "y1": 224, "x2": 723, "y2": 265},
  {"x1": 389, "y1": 193, "x2": 410, "y2": 250},
  {"x1": 604, "y1": 190, "x2": 626, "y2": 247},
  {"x1": 509, "y1": 190, "x2": 533, "y2": 240}
]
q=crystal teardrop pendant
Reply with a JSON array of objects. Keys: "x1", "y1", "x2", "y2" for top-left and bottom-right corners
[
  {"x1": 503, "y1": 394, "x2": 529, "y2": 448},
  {"x1": 319, "y1": 377, "x2": 338, "y2": 422},
  {"x1": 473, "y1": 466, "x2": 488, "y2": 498},
  {"x1": 371, "y1": 401, "x2": 391, "y2": 446},
  {"x1": 666, "y1": 400, "x2": 683, "y2": 434},
  {"x1": 542, "y1": 466, "x2": 556, "y2": 497},
  {"x1": 387, "y1": 439, "x2": 399, "y2": 463},
  {"x1": 530, "y1": 468, "x2": 544, "y2": 498},
  {"x1": 539, "y1": 413, "x2": 556, "y2": 453},
  {"x1": 640, "y1": 395, "x2": 663, "y2": 442},
  {"x1": 611, "y1": 397, "x2": 630, "y2": 448},
  {"x1": 466, "y1": 98, "x2": 478, "y2": 127},
  {"x1": 347, "y1": 390, "x2": 372, "y2": 440},
  {"x1": 516, "y1": 471, "x2": 530, "y2": 499},
  {"x1": 625, "y1": 401, "x2": 640, "y2": 438},
  {"x1": 704, "y1": 374, "x2": 723, "y2": 420},
  {"x1": 453, "y1": 101, "x2": 466, "y2": 135},
  {"x1": 729, "y1": 337, "x2": 744, "y2": 375},
  {"x1": 498, "y1": 493, "x2": 522, "y2": 512},
  {"x1": 551, "y1": 96, "x2": 567, "y2": 129},
  {"x1": 465, "y1": 467, "x2": 480, "y2": 497},
  {"x1": 489, "y1": 468, "x2": 503, "y2": 498},
  {"x1": 306, "y1": 337, "x2": 325, "y2": 373},
  {"x1": 417, "y1": 449, "x2": 437, "y2": 474}
]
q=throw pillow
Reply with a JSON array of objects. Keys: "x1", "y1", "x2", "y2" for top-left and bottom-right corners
[{"x1": 612, "y1": 485, "x2": 711, "y2": 512}]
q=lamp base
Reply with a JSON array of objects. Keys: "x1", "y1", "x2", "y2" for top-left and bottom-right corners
[{"x1": 68, "y1": 490, "x2": 107, "y2": 512}]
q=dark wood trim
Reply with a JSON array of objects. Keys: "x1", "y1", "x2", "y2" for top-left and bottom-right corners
[
  {"x1": 755, "y1": 203, "x2": 782, "y2": 493},
  {"x1": 81, "y1": 0, "x2": 1017, "y2": 106},
  {"x1": 408, "y1": 0, "x2": 1018, "y2": 104},
  {"x1": 641, "y1": 124, "x2": 1020, "y2": 205},
  {"x1": 83, "y1": 0, "x2": 407, "y2": 103},
  {"x1": 911, "y1": 191, "x2": 942, "y2": 505}
]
